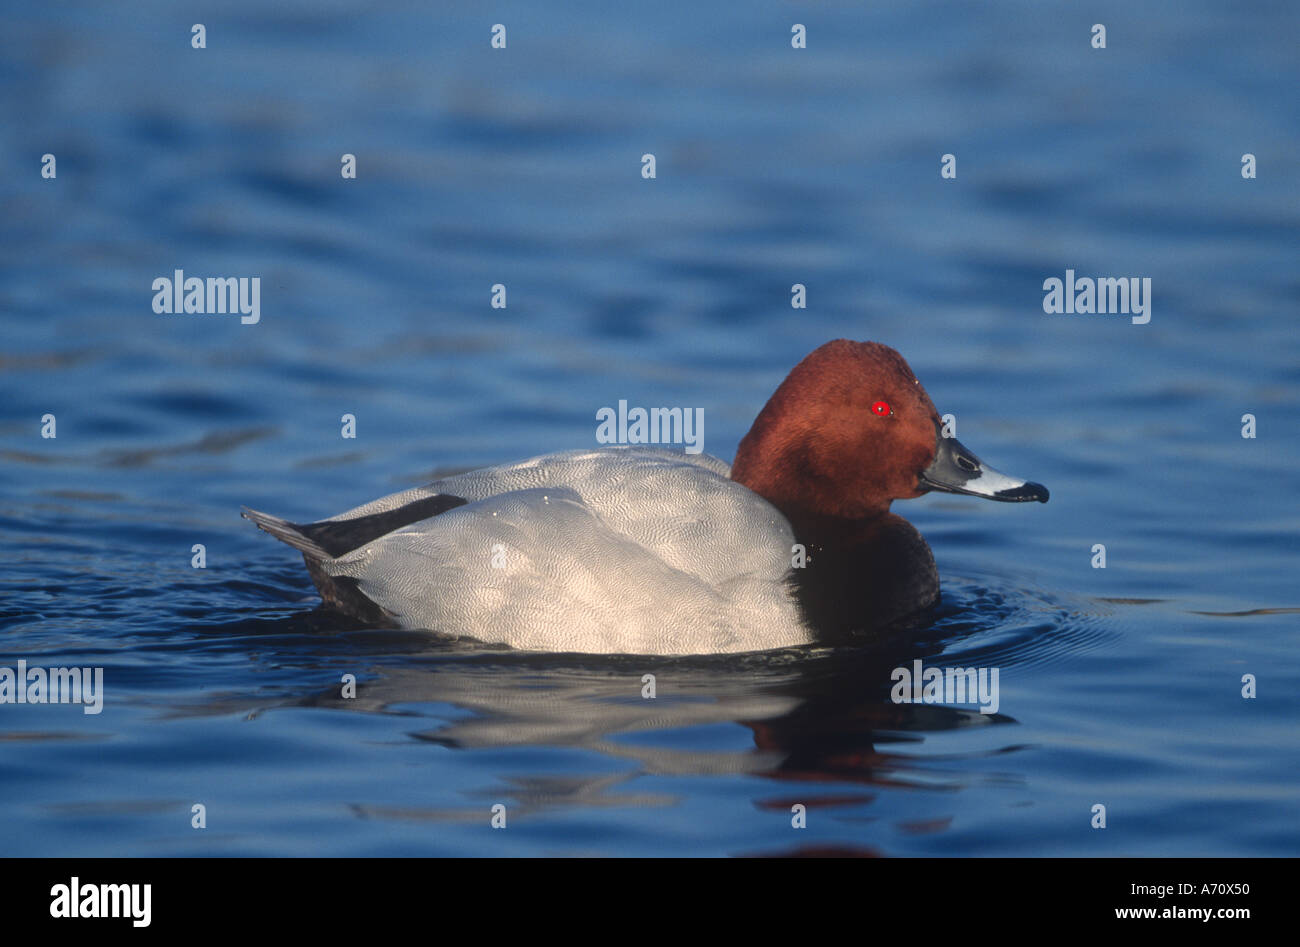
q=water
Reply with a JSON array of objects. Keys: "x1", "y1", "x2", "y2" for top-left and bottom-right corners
[{"x1": 1, "y1": 0, "x2": 1297, "y2": 856}]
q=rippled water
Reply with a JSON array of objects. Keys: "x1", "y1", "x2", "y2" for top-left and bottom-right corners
[{"x1": 2, "y1": 0, "x2": 1297, "y2": 856}]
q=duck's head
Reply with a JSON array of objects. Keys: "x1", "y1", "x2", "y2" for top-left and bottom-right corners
[{"x1": 731, "y1": 340, "x2": 1048, "y2": 528}]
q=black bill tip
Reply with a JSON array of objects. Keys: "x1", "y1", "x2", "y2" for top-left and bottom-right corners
[{"x1": 992, "y1": 481, "x2": 1050, "y2": 503}]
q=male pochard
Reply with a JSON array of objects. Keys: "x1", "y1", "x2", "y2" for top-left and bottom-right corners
[{"x1": 244, "y1": 340, "x2": 1047, "y2": 654}]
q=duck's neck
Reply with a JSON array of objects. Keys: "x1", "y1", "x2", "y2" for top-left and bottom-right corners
[
  {"x1": 731, "y1": 440, "x2": 939, "y2": 638},
  {"x1": 732, "y1": 472, "x2": 939, "y2": 638},
  {"x1": 787, "y1": 511, "x2": 940, "y2": 641},
  {"x1": 778, "y1": 507, "x2": 890, "y2": 549}
]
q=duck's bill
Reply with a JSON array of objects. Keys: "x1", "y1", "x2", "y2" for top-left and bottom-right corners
[{"x1": 920, "y1": 436, "x2": 1049, "y2": 503}]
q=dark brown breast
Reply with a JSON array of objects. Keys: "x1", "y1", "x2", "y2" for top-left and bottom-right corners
[{"x1": 789, "y1": 512, "x2": 940, "y2": 641}]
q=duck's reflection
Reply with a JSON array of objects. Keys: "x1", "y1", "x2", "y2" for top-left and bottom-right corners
[
  {"x1": 207, "y1": 610, "x2": 1023, "y2": 827},
  {"x1": 173, "y1": 600, "x2": 1028, "y2": 853},
  {"x1": 162, "y1": 576, "x2": 1056, "y2": 852}
]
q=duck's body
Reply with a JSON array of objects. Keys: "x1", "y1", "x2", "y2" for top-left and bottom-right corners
[
  {"x1": 246, "y1": 447, "x2": 811, "y2": 653},
  {"x1": 245, "y1": 340, "x2": 1047, "y2": 654}
]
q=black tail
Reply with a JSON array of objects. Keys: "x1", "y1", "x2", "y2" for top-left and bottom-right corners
[
  {"x1": 242, "y1": 493, "x2": 469, "y2": 559},
  {"x1": 242, "y1": 494, "x2": 470, "y2": 625},
  {"x1": 241, "y1": 507, "x2": 332, "y2": 559}
]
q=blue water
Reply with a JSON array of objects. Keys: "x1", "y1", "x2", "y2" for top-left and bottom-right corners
[{"x1": 1, "y1": 0, "x2": 1297, "y2": 856}]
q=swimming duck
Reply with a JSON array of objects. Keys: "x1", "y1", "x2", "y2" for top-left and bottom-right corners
[{"x1": 244, "y1": 340, "x2": 1047, "y2": 654}]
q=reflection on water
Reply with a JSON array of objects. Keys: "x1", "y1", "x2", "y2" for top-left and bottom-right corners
[{"x1": 151, "y1": 579, "x2": 1069, "y2": 835}]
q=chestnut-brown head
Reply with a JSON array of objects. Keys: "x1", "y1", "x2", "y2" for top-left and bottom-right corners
[{"x1": 731, "y1": 340, "x2": 1047, "y2": 532}]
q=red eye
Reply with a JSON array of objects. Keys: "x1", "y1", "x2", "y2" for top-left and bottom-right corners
[{"x1": 872, "y1": 400, "x2": 892, "y2": 417}]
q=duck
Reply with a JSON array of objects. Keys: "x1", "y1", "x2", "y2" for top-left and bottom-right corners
[{"x1": 243, "y1": 340, "x2": 1048, "y2": 654}]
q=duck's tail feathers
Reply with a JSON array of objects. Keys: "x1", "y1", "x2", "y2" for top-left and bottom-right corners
[{"x1": 241, "y1": 507, "x2": 333, "y2": 561}]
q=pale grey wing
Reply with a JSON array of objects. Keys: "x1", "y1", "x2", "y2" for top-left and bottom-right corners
[
  {"x1": 320, "y1": 447, "x2": 733, "y2": 523},
  {"x1": 323, "y1": 487, "x2": 743, "y2": 653},
  {"x1": 322, "y1": 484, "x2": 807, "y2": 655},
  {"x1": 558, "y1": 453, "x2": 795, "y2": 587},
  {"x1": 325, "y1": 446, "x2": 794, "y2": 591},
  {"x1": 311, "y1": 448, "x2": 808, "y2": 653}
]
